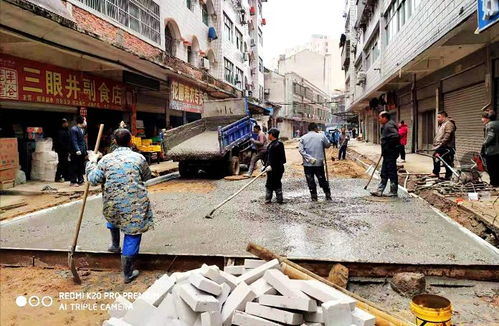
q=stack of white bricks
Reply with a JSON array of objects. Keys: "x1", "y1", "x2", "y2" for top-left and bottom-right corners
[{"x1": 102, "y1": 259, "x2": 375, "y2": 326}]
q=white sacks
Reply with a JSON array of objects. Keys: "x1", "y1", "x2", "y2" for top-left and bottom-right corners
[{"x1": 31, "y1": 142, "x2": 58, "y2": 181}]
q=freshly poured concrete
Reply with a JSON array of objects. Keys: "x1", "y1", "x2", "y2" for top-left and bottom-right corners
[{"x1": 1, "y1": 178, "x2": 498, "y2": 265}]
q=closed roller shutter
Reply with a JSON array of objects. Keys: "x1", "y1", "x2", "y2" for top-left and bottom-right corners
[{"x1": 443, "y1": 83, "x2": 486, "y2": 164}]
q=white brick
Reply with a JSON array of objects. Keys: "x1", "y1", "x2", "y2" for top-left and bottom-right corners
[
  {"x1": 232, "y1": 310, "x2": 282, "y2": 326},
  {"x1": 190, "y1": 272, "x2": 223, "y2": 296},
  {"x1": 179, "y1": 283, "x2": 219, "y2": 312},
  {"x1": 243, "y1": 259, "x2": 266, "y2": 269},
  {"x1": 259, "y1": 294, "x2": 317, "y2": 312},
  {"x1": 108, "y1": 296, "x2": 133, "y2": 319},
  {"x1": 122, "y1": 298, "x2": 156, "y2": 326},
  {"x1": 172, "y1": 269, "x2": 201, "y2": 284},
  {"x1": 249, "y1": 278, "x2": 277, "y2": 298},
  {"x1": 352, "y1": 308, "x2": 375, "y2": 326},
  {"x1": 145, "y1": 309, "x2": 173, "y2": 326},
  {"x1": 236, "y1": 259, "x2": 280, "y2": 285},
  {"x1": 245, "y1": 302, "x2": 304, "y2": 325},
  {"x1": 217, "y1": 283, "x2": 232, "y2": 310},
  {"x1": 157, "y1": 293, "x2": 177, "y2": 318},
  {"x1": 219, "y1": 270, "x2": 239, "y2": 289},
  {"x1": 201, "y1": 311, "x2": 222, "y2": 326},
  {"x1": 304, "y1": 306, "x2": 324, "y2": 323},
  {"x1": 221, "y1": 281, "x2": 256, "y2": 326},
  {"x1": 224, "y1": 265, "x2": 246, "y2": 276},
  {"x1": 138, "y1": 274, "x2": 175, "y2": 307},
  {"x1": 200, "y1": 264, "x2": 225, "y2": 284},
  {"x1": 103, "y1": 317, "x2": 132, "y2": 326},
  {"x1": 298, "y1": 280, "x2": 357, "y2": 310},
  {"x1": 263, "y1": 269, "x2": 309, "y2": 298},
  {"x1": 322, "y1": 300, "x2": 352, "y2": 326},
  {"x1": 173, "y1": 286, "x2": 199, "y2": 325}
]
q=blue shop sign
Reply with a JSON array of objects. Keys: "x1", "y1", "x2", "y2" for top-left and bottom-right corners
[{"x1": 478, "y1": 0, "x2": 499, "y2": 33}]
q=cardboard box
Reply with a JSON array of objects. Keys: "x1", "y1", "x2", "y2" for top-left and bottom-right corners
[
  {"x1": 0, "y1": 138, "x2": 19, "y2": 170},
  {"x1": 0, "y1": 167, "x2": 17, "y2": 182}
]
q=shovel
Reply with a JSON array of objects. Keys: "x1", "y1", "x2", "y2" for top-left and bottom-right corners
[
  {"x1": 205, "y1": 169, "x2": 266, "y2": 219},
  {"x1": 364, "y1": 155, "x2": 382, "y2": 190},
  {"x1": 69, "y1": 124, "x2": 104, "y2": 284}
]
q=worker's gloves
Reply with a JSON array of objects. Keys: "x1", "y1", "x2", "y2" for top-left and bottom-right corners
[
  {"x1": 76, "y1": 151, "x2": 82, "y2": 156},
  {"x1": 261, "y1": 166, "x2": 272, "y2": 172},
  {"x1": 308, "y1": 157, "x2": 317, "y2": 164},
  {"x1": 88, "y1": 151, "x2": 102, "y2": 163}
]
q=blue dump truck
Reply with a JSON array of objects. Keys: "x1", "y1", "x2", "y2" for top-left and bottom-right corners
[{"x1": 162, "y1": 98, "x2": 256, "y2": 178}]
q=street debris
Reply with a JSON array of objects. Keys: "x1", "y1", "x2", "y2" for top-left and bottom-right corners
[
  {"x1": 102, "y1": 259, "x2": 375, "y2": 326},
  {"x1": 390, "y1": 273, "x2": 426, "y2": 298}
]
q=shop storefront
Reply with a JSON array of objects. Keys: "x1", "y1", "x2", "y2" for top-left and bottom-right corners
[
  {"x1": 167, "y1": 79, "x2": 204, "y2": 128},
  {"x1": 0, "y1": 54, "x2": 129, "y2": 178}
]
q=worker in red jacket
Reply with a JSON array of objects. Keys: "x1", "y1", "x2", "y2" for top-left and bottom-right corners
[{"x1": 398, "y1": 121, "x2": 408, "y2": 163}]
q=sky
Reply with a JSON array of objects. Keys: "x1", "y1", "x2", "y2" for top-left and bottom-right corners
[{"x1": 262, "y1": 0, "x2": 345, "y2": 67}]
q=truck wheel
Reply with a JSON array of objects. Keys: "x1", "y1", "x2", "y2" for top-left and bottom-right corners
[
  {"x1": 179, "y1": 161, "x2": 194, "y2": 178},
  {"x1": 227, "y1": 156, "x2": 240, "y2": 176}
]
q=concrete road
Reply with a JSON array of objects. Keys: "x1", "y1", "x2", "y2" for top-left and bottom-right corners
[{"x1": 1, "y1": 175, "x2": 498, "y2": 266}]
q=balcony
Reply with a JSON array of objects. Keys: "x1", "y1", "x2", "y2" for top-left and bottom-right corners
[
  {"x1": 341, "y1": 39, "x2": 350, "y2": 69},
  {"x1": 355, "y1": 0, "x2": 377, "y2": 29}
]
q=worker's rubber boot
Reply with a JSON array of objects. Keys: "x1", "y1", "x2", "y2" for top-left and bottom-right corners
[
  {"x1": 310, "y1": 191, "x2": 318, "y2": 201},
  {"x1": 370, "y1": 179, "x2": 387, "y2": 197},
  {"x1": 386, "y1": 182, "x2": 398, "y2": 197},
  {"x1": 108, "y1": 228, "x2": 121, "y2": 253},
  {"x1": 265, "y1": 188, "x2": 273, "y2": 204},
  {"x1": 324, "y1": 189, "x2": 332, "y2": 201},
  {"x1": 121, "y1": 256, "x2": 140, "y2": 284},
  {"x1": 276, "y1": 189, "x2": 284, "y2": 204}
]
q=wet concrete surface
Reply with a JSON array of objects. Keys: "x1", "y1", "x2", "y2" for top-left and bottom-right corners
[{"x1": 1, "y1": 175, "x2": 498, "y2": 266}]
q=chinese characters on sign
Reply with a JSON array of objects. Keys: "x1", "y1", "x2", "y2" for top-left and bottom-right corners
[
  {"x1": 170, "y1": 80, "x2": 205, "y2": 113},
  {"x1": 0, "y1": 54, "x2": 126, "y2": 110}
]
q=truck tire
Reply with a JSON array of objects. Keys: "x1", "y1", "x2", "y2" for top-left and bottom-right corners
[
  {"x1": 227, "y1": 156, "x2": 240, "y2": 176},
  {"x1": 179, "y1": 161, "x2": 194, "y2": 178}
]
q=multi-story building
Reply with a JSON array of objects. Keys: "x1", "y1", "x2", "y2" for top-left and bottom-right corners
[
  {"x1": 285, "y1": 34, "x2": 339, "y2": 57},
  {"x1": 265, "y1": 70, "x2": 333, "y2": 139},
  {"x1": 342, "y1": 0, "x2": 499, "y2": 164},
  {"x1": 0, "y1": 0, "x2": 268, "y2": 180}
]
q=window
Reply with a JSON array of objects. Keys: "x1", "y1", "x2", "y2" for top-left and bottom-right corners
[
  {"x1": 365, "y1": 32, "x2": 379, "y2": 70},
  {"x1": 235, "y1": 68, "x2": 244, "y2": 88},
  {"x1": 165, "y1": 25, "x2": 175, "y2": 56},
  {"x1": 258, "y1": 1, "x2": 262, "y2": 15},
  {"x1": 385, "y1": 0, "x2": 419, "y2": 45},
  {"x1": 259, "y1": 86, "x2": 264, "y2": 101},
  {"x1": 224, "y1": 58, "x2": 234, "y2": 84},
  {"x1": 258, "y1": 28, "x2": 263, "y2": 46},
  {"x1": 223, "y1": 13, "x2": 233, "y2": 42},
  {"x1": 186, "y1": 0, "x2": 193, "y2": 11},
  {"x1": 259, "y1": 57, "x2": 264, "y2": 73},
  {"x1": 187, "y1": 46, "x2": 194, "y2": 64},
  {"x1": 76, "y1": 0, "x2": 160, "y2": 43},
  {"x1": 235, "y1": 28, "x2": 243, "y2": 52},
  {"x1": 202, "y1": 3, "x2": 209, "y2": 25}
]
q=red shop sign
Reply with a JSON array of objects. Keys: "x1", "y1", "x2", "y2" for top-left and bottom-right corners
[{"x1": 0, "y1": 54, "x2": 126, "y2": 110}]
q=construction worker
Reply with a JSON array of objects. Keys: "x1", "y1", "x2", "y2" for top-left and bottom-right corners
[
  {"x1": 246, "y1": 125, "x2": 268, "y2": 177},
  {"x1": 86, "y1": 128, "x2": 154, "y2": 284},
  {"x1": 481, "y1": 111, "x2": 499, "y2": 187},
  {"x1": 371, "y1": 111, "x2": 400, "y2": 197},
  {"x1": 264, "y1": 128, "x2": 286, "y2": 204},
  {"x1": 299, "y1": 122, "x2": 331, "y2": 201},
  {"x1": 431, "y1": 111, "x2": 456, "y2": 180}
]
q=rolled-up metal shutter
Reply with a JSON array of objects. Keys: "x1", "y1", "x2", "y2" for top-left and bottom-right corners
[
  {"x1": 398, "y1": 92, "x2": 412, "y2": 152},
  {"x1": 443, "y1": 83, "x2": 486, "y2": 164}
]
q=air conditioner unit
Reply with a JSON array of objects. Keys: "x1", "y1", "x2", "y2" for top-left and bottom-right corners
[
  {"x1": 356, "y1": 71, "x2": 366, "y2": 85},
  {"x1": 243, "y1": 52, "x2": 249, "y2": 61},
  {"x1": 264, "y1": 88, "x2": 270, "y2": 95},
  {"x1": 201, "y1": 58, "x2": 210, "y2": 70},
  {"x1": 250, "y1": 39, "x2": 256, "y2": 47}
]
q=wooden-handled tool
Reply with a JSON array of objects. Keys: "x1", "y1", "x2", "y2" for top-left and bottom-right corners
[
  {"x1": 69, "y1": 124, "x2": 104, "y2": 284},
  {"x1": 364, "y1": 155, "x2": 382, "y2": 190}
]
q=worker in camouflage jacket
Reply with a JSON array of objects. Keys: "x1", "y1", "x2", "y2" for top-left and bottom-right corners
[
  {"x1": 86, "y1": 128, "x2": 153, "y2": 283},
  {"x1": 371, "y1": 111, "x2": 400, "y2": 197}
]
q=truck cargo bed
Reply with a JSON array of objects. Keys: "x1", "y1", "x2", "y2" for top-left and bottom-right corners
[{"x1": 167, "y1": 131, "x2": 220, "y2": 159}]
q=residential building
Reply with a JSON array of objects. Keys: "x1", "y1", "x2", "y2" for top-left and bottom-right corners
[
  {"x1": 265, "y1": 70, "x2": 333, "y2": 139},
  {"x1": 342, "y1": 0, "x2": 499, "y2": 165}
]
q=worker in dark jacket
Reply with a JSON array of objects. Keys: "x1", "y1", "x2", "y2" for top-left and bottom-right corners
[
  {"x1": 431, "y1": 111, "x2": 457, "y2": 180},
  {"x1": 264, "y1": 128, "x2": 286, "y2": 204},
  {"x1": 482, "y1": 111, "x2": 499, "y2": 187},
  {"x1": 55, "y1": 118, "x2": 71, "y2": 182},
  {"x1": 371, "y1": 111, "x2": 400, "y2": 197},
  {"x1": 69, "y1": 116, "x2": 88, "y2": 186}
]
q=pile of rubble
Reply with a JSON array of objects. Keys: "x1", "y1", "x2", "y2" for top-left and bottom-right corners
[
  {"x1": 414, "y1": 176, "x2": 495, "y2": 196},
  {"x1": 103, "y1": 259, "x2": 375, "y2": 326}
]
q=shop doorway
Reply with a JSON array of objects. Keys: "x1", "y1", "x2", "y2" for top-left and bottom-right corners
[
  {"x1": 86, "y1": 108, "x2": 126, "y2": 153},
  {"x1": 136, "y1": 112, "x2": 166, "y2": 138},
  {"x1": 421, "y1": 110, "x2": 435, "y2": 151}
]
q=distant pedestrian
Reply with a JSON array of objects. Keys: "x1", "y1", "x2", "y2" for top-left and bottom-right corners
[
  {"x1": 338, "y1": 128, "x2": 350, "y2": 160},
  {"x1": 398, "y1": 121, "x2": 408, "y2": 163},
  {"x1": 481, "y1": 111, "x2": 499, "y2": 187},
  {"x1": 371, "y1": 111, "x2": 400, "y2": 197},
  {"x1": 331, "y1": 129, "x2": 339, "y2": 148},
  {"x1": 264, "y1": 128, "x2": 286, "y2": 204},
  {"x1": 69, "y1": 116, "x2": 87, "y2": 186},
  {"x1": 246, "y1": 125, "x2": 268, "y2": 177},
  {"x1": 55, "y1": 118, "x2": 71, "y2": 182},
  {"x1": 431, "y1": 111, "x2": 456, "y2": 180},
  {"x1": 352, "y1": 128, "x2": 357, "y2": 139},
  {"x1": 299, "y1": 122, "x2": 332, "y2": 201},
  {"x1": 86, "y1": 128, "x2": 153, "y2": 283}
]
